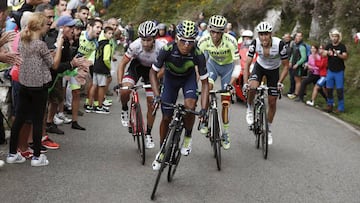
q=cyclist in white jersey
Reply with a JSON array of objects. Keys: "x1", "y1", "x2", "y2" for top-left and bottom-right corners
[
  {"x1": 243, "y1": 22, "x2": 289, "y2": 145},
  {"x1": 197, "y1": 15, "x2": 240, "y2": 150},
  {"x1": 115, "y1": 21, "x2": 165, "y2": 149}
]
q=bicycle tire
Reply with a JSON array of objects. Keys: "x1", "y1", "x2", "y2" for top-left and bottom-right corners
[
  {"x1": 167, "y1": 129, "x2": 182, "y2": 182},
  {"x1": 212, "y1": 109, "x2": 221, "y2": 171},
  {"x1": 254, "y1": 103, "x2": 260, "y2": 149},
  {"x1": 135, "y1": 103, "x2": 146, "y2": 165},
  {"x1": 151, "y1": 127, "x2": 173, "y2": 200},
  {"x1": 129, "y1": 103, "x2": 136, "y2": 140},
  {"x1": 260, "y1": 101, "x2": 269, "y2": 159}
]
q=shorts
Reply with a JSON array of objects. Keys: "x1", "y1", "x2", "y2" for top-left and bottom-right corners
[
  {"x1": 316, "y1": 76, "x2": 326, "y2": 87},
  {"x1": 92, "y1": 73, "x2": 108, "y2": 87},
  {"x1": 48, "y1": 79, "x2": 64, "y2": 104},
  {"x1": 122, "y1": 58, "x2": 153, "y2": 96},
  {"x1": 249, "y1": 62, "x2": 280, "y2": 96},
  {"x1": 294, "y1": 65, "x2": 305, "y2": 77},
  {"x1": 206, "y1": 59, "x2": 233, "y2": 90},
  {"x1": 69, "y1": 76, "x2": 81, "y2": 90},
  {"x1": 161, "y1": 70, "x2": 197, "y2": 116}
]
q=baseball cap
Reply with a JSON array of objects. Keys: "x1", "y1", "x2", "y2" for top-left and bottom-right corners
[{"x1": 57, "y1": 15, "x2": 77, "y2": 27}]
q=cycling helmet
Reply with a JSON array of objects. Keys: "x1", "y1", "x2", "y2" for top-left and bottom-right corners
[
  {"x1": 256, "y1": 22, "x2": 273, "y2": 33},
  {"x1": 157, "y1": 23, "x2": 167, "y2": 30},
  {"x1": 176, "y1": 20, "x2": 198, "y2": 39},
  {"x1": 138, "y1": 21, "x2": 158, "y2": 38},
  {"x1": 208, "y1": 15, "x2": 227, "y2": 32},
  {"x1": 242, "y1": 30, "x2": 253, "y2": 37}
]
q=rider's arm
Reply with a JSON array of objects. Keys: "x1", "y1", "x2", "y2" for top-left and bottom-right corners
[
  {"x1": 230, "y1": 58, "x2": 241, "y2": 85},
  {"x1": 278, "y1": 59, "x2": 290, "y2": 84},
  {"x1": 200, "y1": 77, "x2": 209, "y2": 110},
  {"x1": 243, "y1": 40, "x2": 256, "y2": 84},
  {"x1": 149, "y1": 67, "x2": 160, "y2": 97},
  {"x1": 116, "y1": 55, "x2": 130, "y2": 84}
]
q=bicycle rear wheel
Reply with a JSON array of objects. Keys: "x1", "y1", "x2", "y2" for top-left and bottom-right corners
[
  {"x1": 212, "y1": 109, "x2": 221, "y2": 171},
  {"x1": 167, "y1": 129, "x2": 182, "y2": 182},
  {"x1": 135, "y1": 103, "x2": 146, "y2": 165},
  {"x1": 260, "y1": 102, "x2": 269, "y2": 159}
]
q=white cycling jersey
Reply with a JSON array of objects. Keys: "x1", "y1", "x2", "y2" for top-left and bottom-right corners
[
  {"x1": 125, "y1": 38, "x2": 165, "y2": 67},
  {"x1": 247, "y1": 37, "x2": 288, "y2": 70}
]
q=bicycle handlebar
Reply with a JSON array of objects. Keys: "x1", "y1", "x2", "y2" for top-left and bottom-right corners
[
  {"x1": 152, "y1": 101, "x2": 200, "y2": 116},
  {"x1": 119, "y1": 84, "x2": 152, "y2": 90}
]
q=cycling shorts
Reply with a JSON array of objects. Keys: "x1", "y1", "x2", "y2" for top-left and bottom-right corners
[
  {"x1": 161, "y1": 70, "x2": 197, "y2": 116},
  {"x1": 207, "y1": 58, "x2": 233, "y2": 90},
  {"x1": 122, "y1": 59, "x2": 153, "y2": 96},
  {"x1": 249, "y1": 62, "x2": 280, "y2": 96}
]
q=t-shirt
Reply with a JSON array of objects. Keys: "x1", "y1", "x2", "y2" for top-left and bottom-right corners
[
  {"x1": 152, "y1": 42, "x2": 208, "y2": 80},
  {"x1": 67, "y1": 0, "x2": 87, "y2": 10},
  {"x1": 197, "y1": 33, "x2": 239, "y2": 65},
  {"x1": 325, "y1": 43, "x2": 347, "y2": 72},
  {"x1": 77, "y1": 31, "x2": 98, "y2": 63}
]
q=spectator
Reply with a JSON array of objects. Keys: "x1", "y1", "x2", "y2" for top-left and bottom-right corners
[
  {"x1": 124, "y1": 22, "x2": 134, "y2": 52},
  {"x1": 196, "y1": 22, "x2": 208, "y2": 41},
  {"x1": 306, "y1": 44, "x2": 328, "y2": 106},
  {"x1": 167, "y1": 23, "x2": 176, "y2": 40},
  {"x1": 295, "y1": 44, "x2": 321, "y2": 102},
  {"x1": 7, "y1": 12, "x2": 63, "y2": 166},
  {"x1": 323, "y1": 29, "x2": 348, "y2": 113},
  {"x1": 156, "y1": 23, "x2": 173, "y2": 44},
  {"x1": 76, "y1": 5, "x2": 89, "y2": 27},
  {"x1": 67, "y1": 0, "x2": 87, "y2": 13},
  {"x1": 225, "y1": 22, "x2": 236, "y2": 38},
  {"x1": 288, "y1": 32, "x2": 307, "y2": 100}
]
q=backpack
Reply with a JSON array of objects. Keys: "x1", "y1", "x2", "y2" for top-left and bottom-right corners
[{"x1": 302, "y1": 43, "x2": 311, "y2": 62}]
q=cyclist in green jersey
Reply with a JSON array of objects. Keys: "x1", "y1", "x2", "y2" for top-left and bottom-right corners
[{"x1": 197, "y1": 15, "x2": 241, "y2": 150}]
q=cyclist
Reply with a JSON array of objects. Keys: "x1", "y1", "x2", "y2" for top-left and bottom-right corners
[
  {"x1": 156, "y1": 23, "x2": 173, "y2": 44},
  {"x1": 115, "y1": 21, "x2": 166, "y2": 149},
  {"x1": 150, "y1": 20, "x2": 209, "y2": 170},
  {"x1": 197, "y1": 15, "x2": 240, "y2": 150},
  {"x1": 243, "y1": 22, "x2": 290, "y2": 145}
]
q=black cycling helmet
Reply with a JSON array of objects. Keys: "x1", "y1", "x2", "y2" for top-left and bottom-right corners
[
  {"x1": 176, "y1": 20, "x2": 198, "y2": 39},
  {"x1": 138, "y1": 21, "x2": 158, "y2": 38}
]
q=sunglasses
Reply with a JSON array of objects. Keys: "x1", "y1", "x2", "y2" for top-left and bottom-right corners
[{"x1": 177, "y1": 36, "x2": 195, "y2": 46}]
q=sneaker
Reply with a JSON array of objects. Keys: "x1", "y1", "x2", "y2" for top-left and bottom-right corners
[
  {"x1": 0, "y1": 160, "x2": 4, "y2": 168},
  {"x1": 287, "y1": 93, "x2": 297, "y2": 99},
  {"x1": 41, "y1": 135, "x2": 60, "y2": 150},
  {"x1": 46, "y1": 123, "x2": 64, "y2": 135},
  {"x1": 103, "y1": 99, "x2": 112, "y2": 107},
  {"x1": 221, "y1": 133, "x2": 230, "y2": 150},
  {"x1": 85, "y1": 105, "x2": 94, "y2": 113},
  {"x1": 246, "y1": 108, "x2": 254, "y2": 125},
  {"x1": 29, "y1": 143, "x2": 48, "y2": 153},
  {"x1": 121, "y1": 110, "x2": 129, "y2": 127},
  {"x1": 95, "y1": 106, "x2": 110, "y2": 114},
  {"x1": 71, "y1": 121, "x2": 86, "y2": 130},
  {"x1": 152, "y1": 151, "x2": 164, "y2": 171},
  {"x1": 53, "y1": 114, "x2": 64, "y2": 125},
  {"x1": 6, "y1": 152, "x2": 26, "y2": 164},
  {"x1": 199, "y1": 122, "x2": 208, "y2": 135},
  {"x1": 324, "y1": 105, "x2": 333, "y2": 113},
  {"x1": 268, "y1": 131, "x2": 273, "y2": 145},
  {"x1": 145, "y1": 134, "x2": 155, "y2": 149},
  {"x1": 306, "y1": 100, "x2": 314, "y2": 106},
  {"x1": 18, "y1": 147, "x2": 34, "y2": 159},
  {"x1": 181, "y1": 136, "x2": 192, "y2": 156},
  {"x1": 56, "y1": 112, "x2": 72, "y2": 124},
  {"x1": 31, "y1": 154, "x2": 49, "y2": 167}
]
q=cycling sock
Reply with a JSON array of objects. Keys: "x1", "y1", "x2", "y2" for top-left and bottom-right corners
[
  {"x1": 268, "y1": 122, "x2": 272, "y2": 132},
  {"x1": 247, "y1": 104, "x2": 252, "y2": 111},
  {"x1": 146, "y1": 125, "x2": 152, "y2": 135},
  {"x1": 185, "y1": 129, "x2": 192, "y2": 138},
  {"x1": 122, "y1": 105, "x2": 128, "y2": 111},
  {"x1": 223, "y1": 123, "x2": 229, "y2": 133},
  {"x1": 85, "y1": 98, "x2": 89, "y2": 105}
]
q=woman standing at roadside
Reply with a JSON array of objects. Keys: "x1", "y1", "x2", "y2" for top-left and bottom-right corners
[{"x1": 6, "y1": 12, "x2": 63, "y2": 167}]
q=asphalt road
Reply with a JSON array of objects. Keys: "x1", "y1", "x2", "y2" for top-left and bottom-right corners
[{"x1": 1, "y1": 58, "x2": 360, "y2": 203}]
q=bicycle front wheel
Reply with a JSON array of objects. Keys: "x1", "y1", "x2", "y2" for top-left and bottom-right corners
[
  {"x1": 212, "y1": 109, "x2": 221, "y2": 171},
  {"x1": 254, "y1": 104, "x2": 260, "y2": 149},
  {"x1": 167, "y1": 129, "x2": 182, "y2": 182},
  {"x1": 134, "y1": 103, "x2": 145, "y2": 165},
  {"x1": 260, "y1": 102, "x2": 269, "y2": 159}
]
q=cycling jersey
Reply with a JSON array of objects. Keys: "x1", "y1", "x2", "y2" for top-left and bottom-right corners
[
  {"x1": 197, "y1": 33, "x2": 239, "y2": 65},
  {"x1": 152, "y1": 42, "x2": 208, "y2": 79},
  {"x1": 247, "y1": 37, "x2": 288, "y2": 70},
  {"x1": 125, "y1": 38, "x2": 165, "y2": 67}
]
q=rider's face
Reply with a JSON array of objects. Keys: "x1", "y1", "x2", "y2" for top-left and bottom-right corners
[
  {"x1": 210, "y1": 30, "x2": 223, "y2": 45},
  {"x1": 258, "y1": 32, "x2": 271, "y2": 47},
  {"x1": 176, "y1": 36, "x2": 195, "y2": 55},
  {"x1": 141, "y1": 37, "x2": 155, "y2": 52}
]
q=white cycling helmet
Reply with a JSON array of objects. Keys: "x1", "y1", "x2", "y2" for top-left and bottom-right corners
[
  {"x1": 208, "y1": 15, "x2": 227, "y2": 32},
  {"x1": 138, "y1": 21, "x2": 158, "y2": 38},
  {"x1": 242, "y1": 30, "x2": 253, "y2": 37},
  {"x1": 256, "y1": 21, "x2": 273, "y2": 33}
]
